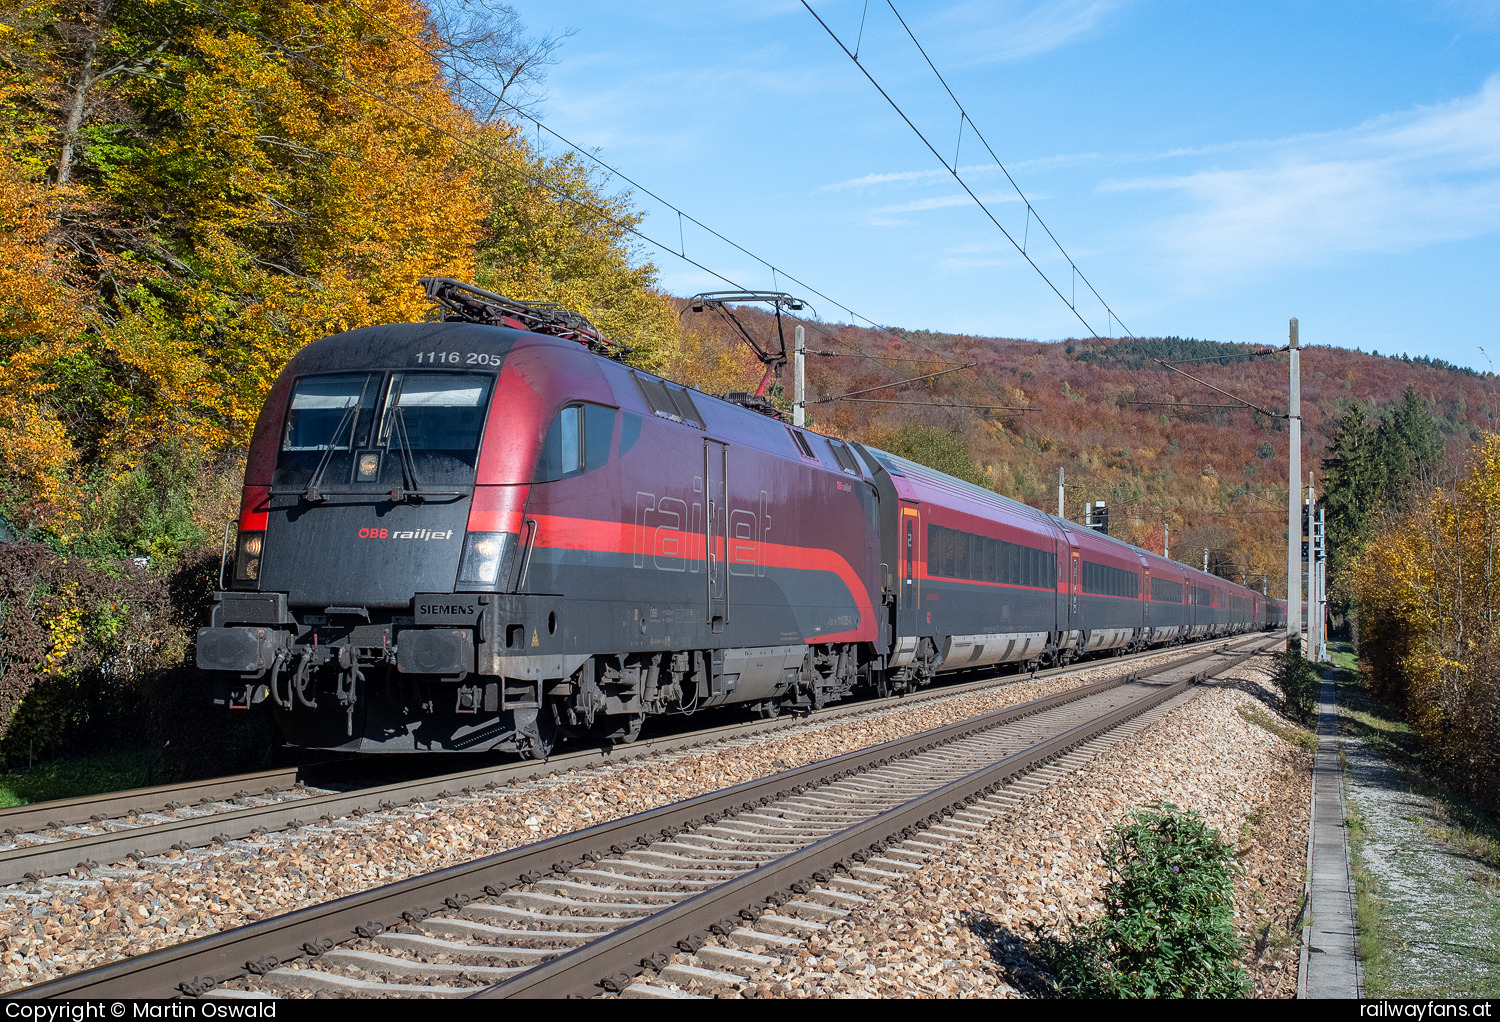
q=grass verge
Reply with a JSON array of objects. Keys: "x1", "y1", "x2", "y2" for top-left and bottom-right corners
[
  {"x1": 1237, "y1": 705, "x2": 1318, "y2": 751},
  {"x1": 1332, "y1": 640, "x2": 1500, "y2": 870},
  {"x1": 1335, "y1": 639, "x2": 1500, "y2": 994},
  {"x1": 1344, "y1": 800, "x2": 1395, "y2": 994},
  {"x1": 0, "y1": 748, "x2": 161, "y2": 807}
]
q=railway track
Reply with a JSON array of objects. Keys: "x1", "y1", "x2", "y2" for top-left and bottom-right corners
[
  {"x1": 18, "y1": 636, "x2": 1275, "y2": 999},
  {"x1": 0, "y1": 634, "x2": 1263, "y2": 889}
]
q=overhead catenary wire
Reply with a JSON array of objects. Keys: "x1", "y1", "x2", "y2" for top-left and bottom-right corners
[
  {"x1": 802, "y1": 0, "x2": 1299, "y2": 426},
  {"x1": 1130, "y1": 401, "x2": 1265, "y2": 411},
  {"x1": 1158, "y1": 347, "x2": 1283, "y2": 366},
  {"x1": 883, "y1": 1, "x2": 1133, "y2": 339},
  {"x1": 333, "y1": 0, "x2": 961, "y2": 367},
  {"x1": 183, "y1": 0, "x2": 953, "y2": 395},
  {"x1": 806, "y1": 348, "x2": 970, "y2": 365},
  {"x1": 1152, "y1": 359, "x2": 1287, "y2": 419},
  {"x1": 835, "y1": 400, "x2": 1033, "y2": 410},
  {"x1": 809, "y1": 362, "x2": 976, "y2": 405},
  {"x1": 800, "y1": 0, "x2": 1135, "y2": 343}
]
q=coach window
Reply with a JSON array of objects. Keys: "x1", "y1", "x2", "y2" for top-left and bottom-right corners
[{"x1": 537, "y1": 403, "x2": 615, "y2": 482}]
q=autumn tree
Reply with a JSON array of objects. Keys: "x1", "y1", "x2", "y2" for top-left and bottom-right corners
[
  {"x1": 0, "y1": 0, "x2": 499, "y2": 547},
  {"x1": 1353, "y1": 433, "x2": 1500, "y2": 809}
]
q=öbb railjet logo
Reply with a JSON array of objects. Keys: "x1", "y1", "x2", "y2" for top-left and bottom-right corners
[{"x1": 356, "y1": 528, "x2": 455, "y2": 541}]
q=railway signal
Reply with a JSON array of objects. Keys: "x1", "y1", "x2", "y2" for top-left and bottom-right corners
[{"x1": 1087, "y1": 501, "x2": 1109, "y2": 535}]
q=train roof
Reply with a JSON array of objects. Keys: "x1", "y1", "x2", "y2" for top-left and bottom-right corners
[
  {"x1": 280, "y1": 320, "x2": 525, "y2": 374},
  {"x1": 862, "y1": 448, "x2": 1056, "y2": 529}
]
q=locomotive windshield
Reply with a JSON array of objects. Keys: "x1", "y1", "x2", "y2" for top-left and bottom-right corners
[
  {"x1": 274, "y1": 370, "x2": 493, "y2": 493},
  {"x1": 281, "y1": 372, "x2": 380, "y2": 452}
]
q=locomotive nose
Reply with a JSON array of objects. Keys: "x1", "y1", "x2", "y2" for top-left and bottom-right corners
[{"x1": 258, "y1": 501, "x2": 471, "y2": 608}]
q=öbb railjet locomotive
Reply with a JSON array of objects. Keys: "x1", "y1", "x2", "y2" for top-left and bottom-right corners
[{"x1": 197, "y1": 280, "x2": 1285, "y2": 757}]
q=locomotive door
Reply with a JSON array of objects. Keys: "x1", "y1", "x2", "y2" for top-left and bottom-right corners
[{"x1": 706, "y1": 439, "x2": 728, "y2": 632}]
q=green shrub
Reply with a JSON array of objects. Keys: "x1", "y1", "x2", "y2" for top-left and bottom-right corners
[
  {"x1": 868, "y1": 424, "x2": 990, "y2": 488},
  {"x1": 1052, "y1": 802, "x2": 1248, "y2": 998},
  {"x1": 1272, "y1": 650, "x2": 1321, "y2": 723}
]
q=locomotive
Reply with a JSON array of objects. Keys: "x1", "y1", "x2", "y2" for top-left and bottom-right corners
[{"x1": 197, "y1": 279, "x2": 1284, "y2": 757}]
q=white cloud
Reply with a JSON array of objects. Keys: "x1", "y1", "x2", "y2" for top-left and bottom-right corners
[
  {"x1": 1108, "y1": 74, "x2": 1500, "y2": 286},
  {"x1": 924, "y1": 0, "x2": 1138, "y2": 63},
  {"x1": 873, "y1": 190, "x2": 1024, "y2": 214},
  {"x1": 820, "y1": 164, "x2": 1003, "y2": 192}
]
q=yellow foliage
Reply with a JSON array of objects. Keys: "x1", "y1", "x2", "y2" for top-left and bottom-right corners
[
  {"x1": 0, "y1": 0, "x2": 507, "y2": 540},
  {"x1": 1352, "y1": 432, "x2": 1500, "y2": 802},
  {"x1": 0, "y1": 153, "x2": 93, "y2": 527},
  {"x1": 44, "y1": 582, "x2": 84, "y2": 669}
]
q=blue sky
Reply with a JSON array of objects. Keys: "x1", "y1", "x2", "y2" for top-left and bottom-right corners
[{"x1": 496, "y1": 1, "x2": 1500, "y2": 370}]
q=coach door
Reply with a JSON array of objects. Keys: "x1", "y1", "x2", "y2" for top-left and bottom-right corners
[
  {"x1": 897, "y1": 500, "x2": 920, "y2": 630},
  {"x1": 706, "y1": 439, "x2": 728, "y2": 632},
  {"x1": 1068, "y1": 540, "x2": 1081, "y2": 624}
]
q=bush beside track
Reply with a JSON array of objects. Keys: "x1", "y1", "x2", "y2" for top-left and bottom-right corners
[{"x1": 0, "y1": 542, "x2": 297, "y2": 790}]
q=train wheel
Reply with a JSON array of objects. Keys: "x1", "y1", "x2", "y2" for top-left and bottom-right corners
[{"x1": 518, "y1": 702, "x2": 559, "y2": 761}]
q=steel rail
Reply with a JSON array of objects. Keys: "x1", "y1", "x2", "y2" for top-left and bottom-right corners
[
  {"x1": 0, "y1": 767, "x2": 303, "y2": 837},
  {"x1": 0, "y1": 634, "x2": 1263, "y2": 887},
  {"x1": 480, "y1": 657, "x2": 1251, "y2": 998},
  {"x1": 17, "y1": 638, "x2": 1273, "y2": 999}
]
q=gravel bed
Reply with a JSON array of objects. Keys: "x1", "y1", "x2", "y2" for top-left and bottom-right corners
[
  {"x1": 0, "y1": 643, "x2": 1251, "y2": 993},
  {"x1": 0, "y1": 786, "x2": 329, "y2": 851},
  {"x1": 711, "y1": 653, "x2": 1313, "y2": 998}
]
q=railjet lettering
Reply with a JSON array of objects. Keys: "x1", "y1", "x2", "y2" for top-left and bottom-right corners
[{"x1": 633, "y1": 484, "x2": 770, "y2": 577}]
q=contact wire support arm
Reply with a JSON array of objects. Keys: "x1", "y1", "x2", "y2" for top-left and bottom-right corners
[{"x1": 684, "y1": 291, "x2": 808, "y2": 398}]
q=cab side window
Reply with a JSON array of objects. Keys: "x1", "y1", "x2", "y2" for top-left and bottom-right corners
[{"x1": 537, "y1": 403, "x2": 615, "y2": 482}]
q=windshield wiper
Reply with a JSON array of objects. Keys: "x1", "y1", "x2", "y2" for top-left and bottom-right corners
[
  {"x1": 386, "y1": 407, "x2": 465, "y2": 502},
  {"x1": 302, "y1": 403, "x2": 359, "y2": 503}
]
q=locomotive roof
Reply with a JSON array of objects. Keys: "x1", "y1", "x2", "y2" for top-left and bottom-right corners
[{"x1": 284, "y1": 321, "x2": 526, "y2": 373}]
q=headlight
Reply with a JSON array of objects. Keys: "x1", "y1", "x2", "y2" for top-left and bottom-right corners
[
  {"x1": 456, "y1": 532, "x2": 516, "y2": 590},
  {"x1": 233, "y1": 531, "x2": 265, "y2": 589}
]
